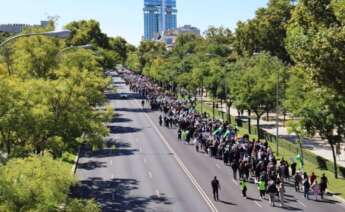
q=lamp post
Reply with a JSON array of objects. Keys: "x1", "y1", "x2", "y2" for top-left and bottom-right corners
[
  {"x1": 58, "y1": 44, "x2": 93, "y2": 55},
  {"x1": 0, "y1": 29, "x2": 71, "y2": 49},
  {"x1": 276, "y1": 67, "x2": 280, "y2": 156}
]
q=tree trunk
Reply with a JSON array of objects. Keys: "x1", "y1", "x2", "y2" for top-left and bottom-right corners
[
  {"x1": 329, "y1": 139, "x2": 338, "y2": 179},
  {"x1": 227, "y1": 103, "x2": 231, "y2": 124},
  {"x1": 5, "y1": 139, "x2": 11, "y2": 156},
  {"x1": 256, "y1": 115, "x2": 261, "y2": 140},
  {"x1": 248, "y1": 110, "x2": 251, "y2": 134},
  {"x1": 212, "y1": 99, "x2": 215, "y2": 120}
]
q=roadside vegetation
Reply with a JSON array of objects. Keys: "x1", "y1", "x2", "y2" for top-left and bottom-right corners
[
  {"x1": 0, "y1": 19, "x2": 133, "y2": 211},
  {"x1": 127, "y1": 0, "x2": 345, "y2": 181}
]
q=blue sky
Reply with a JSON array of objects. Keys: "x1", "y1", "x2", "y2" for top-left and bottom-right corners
[{"x1": 0, "y1": 0, "x2": 269, "y2": 45}]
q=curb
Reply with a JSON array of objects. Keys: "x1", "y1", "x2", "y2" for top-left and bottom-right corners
[{"x1": 71, "y1": 146, "x2": 81, "y2": 176}]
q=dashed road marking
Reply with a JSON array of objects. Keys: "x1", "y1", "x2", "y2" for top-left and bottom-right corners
[
  {"x1": 148, "y1": 171, "x2": 153, "y2": 179},
  {"x1": 232, "y1": 179, "x2": 238, "y2": 185},
  {"x1": 215, "y1": 164, "x2": 221, "y2": 169},
  {"x1": 111, "y1": 174, "x2": 114, "y2": 179},
  {"x1": 254, "y1": 201, "x2": 262, "y2": 208},
  {"x1": 110, "y1": 160, "x2": 113, "y2": 165},
  {"x1": 298, "y1": 200, "x2": 306, "y2": 207},
  {"x1": 156, "y1": 189, "x2": 160, "y2": 197}
]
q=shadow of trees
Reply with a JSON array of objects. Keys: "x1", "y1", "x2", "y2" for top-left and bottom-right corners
[
  {"x1": 80, "y1": 141, "x2": 139, "y2": 159},
  {"x1": 71, "y1": 177, "x2": 172, "y2": 212},
  {"x1": 107, "y1": 126, "x2": 142, "y2": 134}
]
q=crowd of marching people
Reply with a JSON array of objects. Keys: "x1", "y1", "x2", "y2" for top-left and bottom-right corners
[{"x1": 120, "y1": 69, "x2": 329, "y2": 207}]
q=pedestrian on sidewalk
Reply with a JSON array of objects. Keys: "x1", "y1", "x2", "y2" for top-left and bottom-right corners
[
  {"x1": 294, "y1": 171, "x2": 302, "y2": 192},
  {"x1": 310, "y1": 172, "x2": 317, "y2": 185},
  {"x1": 311, "y1": 180, "x2": 321, "y2": 201},
  {"x1": 240, "y1": 177, "x2": 247, "y2": 199},
  {"x1": 211, "y1": 176, "x2": 221, "y2": 201},
  {"x1": 320, "y1": 173, "x2": 328, "y2": 199},
  {"x1": 303, "y1": 172, "x2": 310, "y2": 200}
]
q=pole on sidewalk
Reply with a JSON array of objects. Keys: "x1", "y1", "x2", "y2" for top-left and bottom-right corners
[
  {"x1": 276, "y1": 68, "x2": 280, "y2": 156},
  {"x1": 201, "y1": 77, "x2": 203, "y2": 116}
]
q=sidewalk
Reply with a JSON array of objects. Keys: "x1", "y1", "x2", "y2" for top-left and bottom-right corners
[{"x1": 198, "y1": 97, "x2": 345, "y2": 168}]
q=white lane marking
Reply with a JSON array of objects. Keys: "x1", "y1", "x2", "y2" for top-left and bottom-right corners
[
  {"x1": 215, "y1": 164, "x2": 221, "y2": 169},
  {"x1": 148, "y1": 171, "x2": 153, "y2": 179},
  {"x1": 298, "y1": 200, "x2": 306, "y2": 207},
  {"x1": 139, "y1": 101, "x2": 219, "y2": 212},
  {"x1": 110, "y1": 160, "x2": 113, "y2": 165},
  {"x1": 254, "y1": 201, "x2": 262, "y2": 208},
  {"x1": 232, "y1": 179, "x2": 238, "y2": 185},
  {"x1": 144, "y1": 158, "x2": 147, "y2": 164},
  {"x1": 156, "y1": 189, "x2": 160, "y2": 197},
  {"x1": 111, "y1": 174, "x2": 114, "y2": 179}
]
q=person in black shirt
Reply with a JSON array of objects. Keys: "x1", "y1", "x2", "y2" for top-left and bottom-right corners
[
  {"x1": 211, "y1": 176, "x2": 221, "y2": 201},
  {"x1": 320, "y1": 173, "x2": 328, "y2": 199}
]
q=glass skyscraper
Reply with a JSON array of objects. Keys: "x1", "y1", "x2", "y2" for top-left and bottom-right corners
[{"x1": 144, "y1": 0, "x2": 177, "y2": 40}]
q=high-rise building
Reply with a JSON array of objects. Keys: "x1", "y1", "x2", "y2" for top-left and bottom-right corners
[{"x1": 144, "y1": 0, "x2": 177, "y2": 40}]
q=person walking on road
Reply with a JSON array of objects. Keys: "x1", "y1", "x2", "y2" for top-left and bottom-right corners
[
  {"x1": 258, "y1": 178, "x2": 266, "y2": 199},
  {"x1": 267, "y1": 180, "x2": 278, "y2": 207},
  {"x1": 277, "y1": 178, "x2": 285, "y2": 207},
  {"x1": 231, "y1": 160, "x2": 239, "y2": 180},
  {"x1": 211, "y1": 176, "x2": 221, "y2": 201},
  {"x1": 240, "y1": 177, "x2": 247, "y2": 199}
]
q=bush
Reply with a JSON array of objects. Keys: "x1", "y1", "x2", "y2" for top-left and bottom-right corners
[{"x1": 0, "y1": 154, "x2": 100, "y2": 212}]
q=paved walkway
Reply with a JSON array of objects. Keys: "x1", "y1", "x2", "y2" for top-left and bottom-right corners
[{"x1": 199, "y1": 97, "x2": 345, "y2": 168}]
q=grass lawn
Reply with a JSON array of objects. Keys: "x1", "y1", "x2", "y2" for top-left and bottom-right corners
[{"x1": 196, "y1": 101, "x2": 345, "y2": 200}]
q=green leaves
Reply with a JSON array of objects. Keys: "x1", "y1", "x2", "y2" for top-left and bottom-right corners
[
  {"x1": 286, "y1": 0, "x2": 345, "y2": 95},
  {"x1": 0, "y1": 155, "x2": 100, "y2": 212}
]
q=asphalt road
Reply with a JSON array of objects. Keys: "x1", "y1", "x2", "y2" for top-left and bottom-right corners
[{"x1": 75, "y1": 74, "x2": 345, "y2": 212}]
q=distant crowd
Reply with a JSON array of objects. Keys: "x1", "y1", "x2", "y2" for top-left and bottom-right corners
[{"x1": 120, "y1": 69, "x2": 329, "y2": 207}]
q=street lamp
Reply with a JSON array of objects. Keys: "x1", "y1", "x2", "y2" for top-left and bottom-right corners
[
  {"x1": 58, "y1": 44, "x2": 93, "y2": 55},
  {"x1": 276, "y1": 66, "x2": 280, "y2": 156},
  {"x1": 0, "y1": 29, "x2": 71, "y2": 49}
]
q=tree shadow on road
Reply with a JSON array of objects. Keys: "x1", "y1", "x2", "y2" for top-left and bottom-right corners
[
  {"x1": 77, "y1": 161, "x2": 107, "y2": 170},
  {"x1": 218, "y1": 200, "x2": 237, "y2": 205},
  {"x1": 110, "y1": 114, "x2": 132, "y2": 123},
  {"x1": 80, "y1": 141, "x2": 139, "y2": 159},
  {"x1": 71, "y1": 177, "x2": 173, "y2": 212},
  {"x1": 108, "y1": 125, "x2": 142, "y2": 134},
  {"x1": 115, "y1": 107, "x2": 151, "y2": 113}
]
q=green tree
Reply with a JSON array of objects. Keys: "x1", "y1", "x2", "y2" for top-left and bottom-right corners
[
  {"x1": 109, "y1": 36, "x2": 128, "y2": 64},
  {"x1": 65, "y1": 20, "x2": 109, "y2": 48},
  {"x1": 284, "y1": 67, "x2": 345, "y2": 178},
  {"x1": 235, "y1": 0, "x2": 293, "y2": 63},
  {"x1": 127, "y1": 51, "x2": 140, "y2": 73},
  {"x1": 286, "y1": 0, "x2": 345, "y2": 95},
  {"x1": 231, "y1": 53, "x2": 286, "y2": 138},
  {"x1": 0, "y1": 155, "x2": 100, "y2": 212}
]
